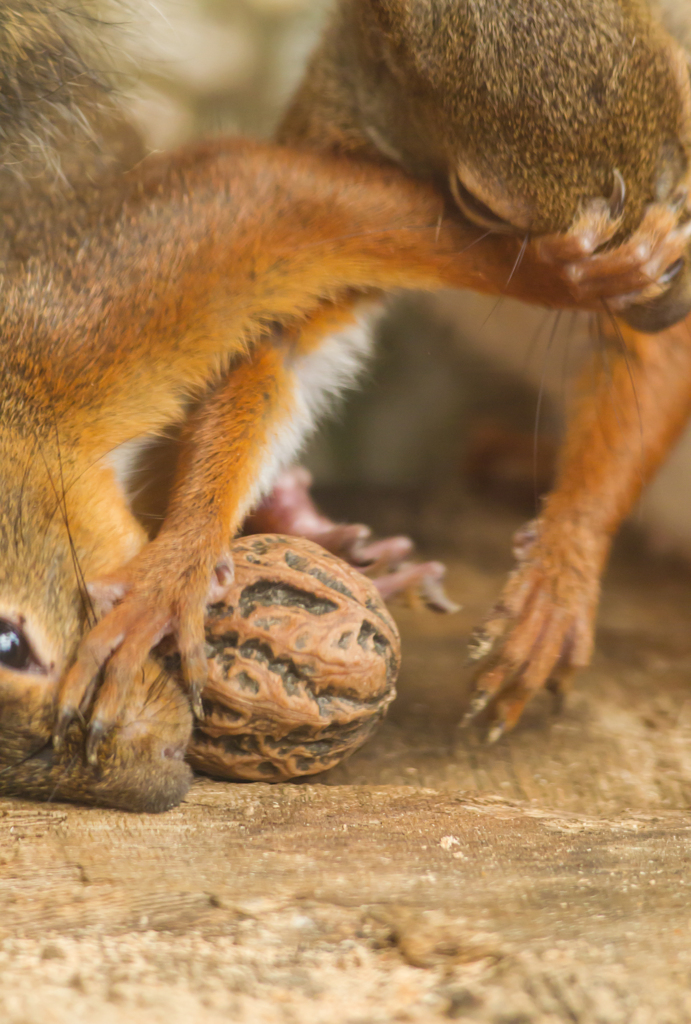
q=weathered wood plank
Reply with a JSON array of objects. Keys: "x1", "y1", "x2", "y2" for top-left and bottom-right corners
[{"x1": 1, "y1": 498, "x2": 690, "y2": 1022}]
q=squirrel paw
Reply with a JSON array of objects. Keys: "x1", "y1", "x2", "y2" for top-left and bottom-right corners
[
  {"x1": 462, "y1": 519, "x2": 598, "y2": 739},
  {"x1": 536, "y1": 194, "x2": 691, "y2": 308},
  {"x1": 246, "y1": 466, "x2": 459, "y2": 612},
  {"x1": 53, "y1": 540, "x2": 233, "y2": 762}
]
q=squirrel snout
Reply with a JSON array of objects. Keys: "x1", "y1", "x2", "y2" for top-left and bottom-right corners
[{"x1": 0, "y1": 655, "x2": 193, "y2": 812}]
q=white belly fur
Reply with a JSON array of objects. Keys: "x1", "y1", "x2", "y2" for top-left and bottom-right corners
[{"x1": 236, "y1": 300, "x2": 385, "y2": 519}]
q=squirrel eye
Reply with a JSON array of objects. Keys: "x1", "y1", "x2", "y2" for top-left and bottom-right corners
[
  {"x1": 0, "y1": 619, "x2": 34, "y2": 671},
  {"x1": 448, "y1": 172, "x2": 515, "y2": 233}
]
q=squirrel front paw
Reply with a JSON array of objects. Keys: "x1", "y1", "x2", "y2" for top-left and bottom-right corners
[
  {"x1": 463, "y1": 519, "x2": 601, "y2": 740},
  {"x1": 536, "y1": 189, "x2": 691, "y2": 312},
  {"x1": 53, "y1": 537, "x2": 233, "y2": 763}
]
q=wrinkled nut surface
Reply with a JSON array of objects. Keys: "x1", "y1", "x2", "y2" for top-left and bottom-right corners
[{"x1": 182, "y1": 534, "x2": 400, "y2": 782}]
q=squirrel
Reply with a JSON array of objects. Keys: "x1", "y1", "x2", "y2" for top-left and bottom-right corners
[
  {"x1": 0, "y1": 0, "x2": 689, "y2": 779},
  {"x1": 271, "y1": 0, "x2": 691, "y2": 738}
]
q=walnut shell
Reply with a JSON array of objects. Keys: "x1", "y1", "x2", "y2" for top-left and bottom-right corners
[{"x1": 186, "y1": 535, "x2": 400, "y2": 781}]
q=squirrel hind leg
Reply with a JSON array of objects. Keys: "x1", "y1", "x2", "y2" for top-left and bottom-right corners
[{"x1": 245, "y1": 466, "x2": 460, "y2": 613}]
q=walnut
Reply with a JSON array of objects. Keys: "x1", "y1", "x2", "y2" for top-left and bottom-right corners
[{"x1": 186, "y1": 534, "x2": 400, "y2": 781}]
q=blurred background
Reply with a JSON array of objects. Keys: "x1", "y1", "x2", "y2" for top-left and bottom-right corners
[{"x1": 111, "y1": 0, "x2": 691, "y2": 561}]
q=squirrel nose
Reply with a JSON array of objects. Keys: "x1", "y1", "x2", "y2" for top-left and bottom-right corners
[{"x1": 621, "y1": 258, "x2": 691, "y2": 333}]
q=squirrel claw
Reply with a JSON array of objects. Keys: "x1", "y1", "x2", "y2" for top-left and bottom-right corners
[
  {"x1": 486, "y1": 721, "x2": 506, "y2": 745},
  {"x1": 86, "y1": 721, "x2": 107, "y2": 766},
  {"x1": 460, "y1": 689, "x2": 492, "y2": 726},
  {"x1": 55, "y1": 540, "x2": 224, "y2": 744},
  {"x1": 52, "y1": 708, "x2": 77, "y2": 753},
  {"x1": 462, "y1": 518, "x2": 598, "y2": 734},
  {"x1": 188, "y1": 686, "x2": 204, "y2": 720}
]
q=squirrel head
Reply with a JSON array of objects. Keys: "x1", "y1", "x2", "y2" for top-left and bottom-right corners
[
  {"x1": 347, "y1": 0, "x2": 691, "y2": 237},
  {"x1": 0, "y1": 424, "x2": 193, "y2": 811}
]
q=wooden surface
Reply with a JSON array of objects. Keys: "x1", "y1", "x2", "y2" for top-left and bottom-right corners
[{"x1": 2, "y1": 495, "x2": 691, "y2": 1023}]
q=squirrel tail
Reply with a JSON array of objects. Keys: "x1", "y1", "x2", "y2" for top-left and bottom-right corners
[{"x1": 0, "y1": 1, "x2": 125, "y2": 178}]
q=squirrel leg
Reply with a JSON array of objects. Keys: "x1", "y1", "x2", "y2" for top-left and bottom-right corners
[
  {"x1": 244, "y1": 466, "x2": 458, "y2": 611},
  {"x1": 464, "y1": 312, "x2": 691, "y2": 739},
  {"x1": 55, "y1": 342, "x2": 301, "y2": 757}
]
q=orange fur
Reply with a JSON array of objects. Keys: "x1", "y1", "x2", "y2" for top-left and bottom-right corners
[{"x1": 39, "y1": 137, "x2": 596, "y2": 748}]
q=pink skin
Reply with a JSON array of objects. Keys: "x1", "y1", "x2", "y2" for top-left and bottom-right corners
[{"x1": 244, "y1": 467, "x2": 459, "y2": 613}]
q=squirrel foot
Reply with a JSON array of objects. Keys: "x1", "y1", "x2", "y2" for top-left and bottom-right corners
[
  {"x1": 462, "y1": 519, "x2": 599, "y2": 739},
  {"x1": 536, "y1": 193, "x2": 691, "y2": 308},
  {"x1": 369, "y1": 559, "x2": 460, "y2": 613},
  {"x1": 245, "y1": 466, "x2": 411, "y2": 564},
  {"x1": 245, "y1": 466, "x2": 459, "y2": 612},
  {"x1": 54, "y1": 537, "x2": 233, "y2": 761}
]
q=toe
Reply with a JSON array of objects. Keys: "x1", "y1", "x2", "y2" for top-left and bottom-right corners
[
  {"x1": 86, "y1": 632, "x2": 162, "y2": 759},
  {"x1": 179, "y1": 609, "x2": 208, "y2": 718},
  {"x1": 465, "y1": 657, "x2": 520, "y2": 724},
  {"x1": 54, "y1": 619, "x2": 128, "y2": 748},
  {"x1": 351, "y1": 534, "x2": 413, "y2": 569}
]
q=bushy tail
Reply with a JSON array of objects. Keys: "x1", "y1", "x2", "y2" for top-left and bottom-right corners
[{"x1": 0, "y1": 1, "x2": 129, "y2": 178}]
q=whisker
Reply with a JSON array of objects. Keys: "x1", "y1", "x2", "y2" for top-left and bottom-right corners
[
  {"x1": 534, "y1": 310, "x2": 562, "y2": 511},
  {"x1": 35, "y1": 418, "x2": 96, "y2": 629},
  {"x1": 587, "y1": 313, "x2": 620, "y2": 445},
  {"x1": 521, "y1": 308, "x2": 553, "y2": 376},
  {"x1": 0, "y1": 740, "x2": 52, "y2": 776},
  {"x1": 286, "y1": 219, "x2": 490, "y2": 255},
  {"x1": 51, "y1": 411, "x2": 97, "y2": 626},
  {"x1": 479, "y1": 232, "x2": 530, "y2": 331},
  {"x1": 602, "y1": 299, "x2": 645, "y2": 491},
  {"x1": 46, "y1": 752, "x2": 79, "y2": 805}
]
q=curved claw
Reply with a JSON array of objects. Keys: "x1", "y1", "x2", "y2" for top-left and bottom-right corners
[
  {"x1": 179, "y1": 619, "x2": 208, "y2": 720},
  {"x1": 86, "y1": 720, "x2": 107, "y2": 766},
  {"x1": 609, "y1": 170, "x2": 626, "y2": 221},
  {"x1": 53, "y1": 705, "x2": 84, "y2": 753},
  {"x1": 486, "y1": 722, "x2": 506, "y2": 745},
  {"x1": 460, "y1": 689, "x2": 493, "y2": 726}
]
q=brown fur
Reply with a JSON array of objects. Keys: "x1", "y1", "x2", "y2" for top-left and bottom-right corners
[{"x1": 0, "y1": 136, "x2": 616, "y2": 771}]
